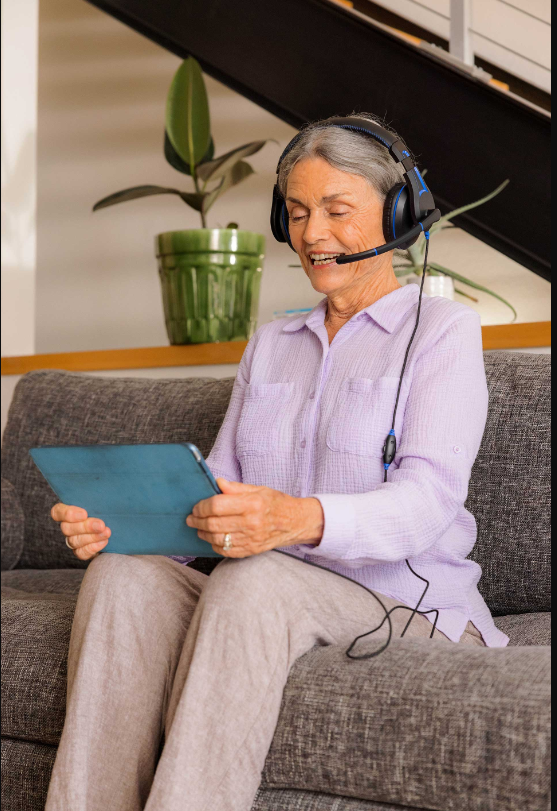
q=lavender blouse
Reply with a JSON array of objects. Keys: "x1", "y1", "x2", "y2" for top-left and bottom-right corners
[{"x1": 182, "y1": 285, "x2": 509, "y2": 647}]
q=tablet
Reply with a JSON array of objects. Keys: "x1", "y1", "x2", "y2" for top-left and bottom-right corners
[{"x1": 29, "y1": 443, "x2": 223, "y2": 557}]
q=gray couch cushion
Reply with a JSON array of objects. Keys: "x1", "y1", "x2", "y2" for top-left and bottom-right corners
[
  {"x1": 1, "y1": 370, "x2": 234, "y2": 570},
  {"x1": 466, "y1": 352, "x2": 551, "y2": 616},
  {"x1": 1, "y1": 739, "x2": 57, "y2": 811},
  {"x1": 1, "y1": 478, "x2": 24, "y2": 571},
  {"x1": 262, "y1": 640, "x2": 550, "y2": 811},
  {"x1": 495, "y1": 612, "x2": 551, "y2": 646},
  {"x1": 0, "y1": 743, "x2": 403, "y2": 811},
  {"x1": 1, "y1": 568, "x2": 85, "y2": 596},
  {"x1": 253, "y1": 789, "x2": 413, "y2": 810},
  {"x1": 1, "y1": 578, "x2": 79, "y2": 746}
]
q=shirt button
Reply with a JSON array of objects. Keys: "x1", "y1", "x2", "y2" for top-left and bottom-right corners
[
  {"x1": 453, "y1": 446, "x2": 462, "y2": 454},
  {"x1": 300, "y1": 440, "x2": 306, "y2": 448},
  {"x1": 309, "y1": 392, "x2": 315, "y2": 399}
]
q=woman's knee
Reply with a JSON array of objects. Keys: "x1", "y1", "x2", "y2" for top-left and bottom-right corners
[
  {"x1": 200, "y1": 552, "x2": 291, "y2": 614},
  {"x1": 81, "y1": 553, "x2": 201, "y2": 613}
]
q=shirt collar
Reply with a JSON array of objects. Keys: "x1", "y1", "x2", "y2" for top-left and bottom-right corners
[{"x1": 281, "y1": 284, "x2": 423, "y2": 335}]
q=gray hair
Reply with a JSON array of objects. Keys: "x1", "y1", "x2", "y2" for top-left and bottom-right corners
[{"x1": 277, "y1": 112, "x2": 407, "y2": 202}]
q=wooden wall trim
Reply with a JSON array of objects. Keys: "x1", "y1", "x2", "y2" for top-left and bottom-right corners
[
  {"x1": 1, "y1": 340, "x2": 248, "y2": 376},
  {"x1": 1, "y1": 322, "x2": 551, "y2": 376},
  {"x1": 481, "y1": 320, "x2": 551, "y2": 350}
]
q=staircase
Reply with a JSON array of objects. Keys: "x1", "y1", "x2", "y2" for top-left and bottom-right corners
[{"x1": 86, "y1": 0, "x2": 551, "y2": 280}]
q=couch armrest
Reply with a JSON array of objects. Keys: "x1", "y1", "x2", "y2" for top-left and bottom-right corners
[
  {"x1": 263, "y1": 639, "x2": 551, "y2": 811},
  {"x1": 1, "y1": 478, "x2": 24, "y2": 570}
]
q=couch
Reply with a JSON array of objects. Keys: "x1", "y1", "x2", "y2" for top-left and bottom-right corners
[{"x1": 1, "y1": 352, "x2": 551, "y2": 811}]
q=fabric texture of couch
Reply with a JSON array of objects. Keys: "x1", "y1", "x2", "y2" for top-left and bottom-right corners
[{"x1": 1, "y1": 352, "x2": 551, "y2": 811}]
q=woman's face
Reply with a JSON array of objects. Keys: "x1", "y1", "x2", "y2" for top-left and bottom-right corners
[{"x1": 285, "y1": 156, "x2": 390, "y2": 297}]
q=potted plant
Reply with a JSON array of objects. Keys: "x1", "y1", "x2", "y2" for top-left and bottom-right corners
[
  {"x1": 93, "y1": 57, "x2": 272, "y2": 344},
  {"x1": 394, "y1": 178, "x2": 517, "y2": 321}
]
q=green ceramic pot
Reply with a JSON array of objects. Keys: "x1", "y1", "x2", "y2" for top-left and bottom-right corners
[{"x1": 155, "y1": 229, "x2": 265, "y2": 345}]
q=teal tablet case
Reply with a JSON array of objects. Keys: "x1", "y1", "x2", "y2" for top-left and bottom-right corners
[{"x1": 29, "y1": 443, "x2": 223, "y2": 558}]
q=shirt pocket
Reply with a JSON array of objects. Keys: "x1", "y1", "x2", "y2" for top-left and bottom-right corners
[
  {"x1": 236, "y1": 382, "x2": 293, "y2": 457},
  {"x1": 326, "y1": 377, "x2": 402, "y2": 457}
]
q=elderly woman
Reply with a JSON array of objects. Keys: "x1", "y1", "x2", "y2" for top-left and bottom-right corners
[{"x1": 46, "y1": 113, "x2": 508, "y2": 811}]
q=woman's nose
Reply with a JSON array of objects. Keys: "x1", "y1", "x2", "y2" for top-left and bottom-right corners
[{"x1": 303, "y1": 212, "x2": 330, "y2": 245}]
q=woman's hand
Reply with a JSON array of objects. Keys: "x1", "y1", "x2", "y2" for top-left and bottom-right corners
[
  {"x1": 51, "y1": 503, "x2": 111, "y2": 561},
  {"x1": 186, "y1": 479, "x2": 324, "y2": 557}
]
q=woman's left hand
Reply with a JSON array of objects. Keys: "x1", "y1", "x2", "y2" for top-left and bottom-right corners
[{"x1": 186, "y1": 479, "x2": 324, "y2": 557}]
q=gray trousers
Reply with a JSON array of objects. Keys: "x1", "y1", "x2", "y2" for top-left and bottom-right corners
[{"x1": 45, "y1": 551, "x2": 483, "y2": 811}]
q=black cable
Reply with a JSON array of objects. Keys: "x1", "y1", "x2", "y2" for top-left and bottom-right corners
[
  {"x1": 391, "y1": 234, "x2": 429, "y2": 432},
  {"x1": 274, "y1": 232, "x2": 440, "y2": 659}
]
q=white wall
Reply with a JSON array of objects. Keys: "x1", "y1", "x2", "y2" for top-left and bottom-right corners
[
  {"x1": 35, "y1": 0, "x2": 310, "y2": 353},
  {"x1": 367, "y1": 0, "x2": 551, "y2": 92},
  {"x1": 32, "y1": 0, "x2": 550, "y2": 359},
  {"x1": 1, "y1": 0, "x2": 39, "y2": 357}
]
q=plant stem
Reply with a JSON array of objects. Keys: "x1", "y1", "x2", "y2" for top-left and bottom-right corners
[{"x1": 192, "y1": 167, "x2": 207, "y2": 228}]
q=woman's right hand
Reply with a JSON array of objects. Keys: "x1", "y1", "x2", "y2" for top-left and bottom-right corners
[{"x1": 51, "y1": 503, "x2": 111, "y2": 560}]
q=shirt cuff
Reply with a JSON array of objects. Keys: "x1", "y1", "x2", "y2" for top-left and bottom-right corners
[
  {"x1": 299, "y1": 494, "x2": 357, "y2": 560},
  {"x1": 168, "y1": 555, "x2": 197, "y2": 565}
]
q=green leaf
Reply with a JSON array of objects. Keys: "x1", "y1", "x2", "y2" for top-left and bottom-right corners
[
  {"x1": 164, "y1": 131, "x2": 214, "y2": 176},
  {"x1": 196, "y1": 141, "x2": 268, "y2": 182},
  {"x1": 178, "y1": 192, "x2": 206, "y2": 212},
  {"x1": 428, "y1": 261, "x2": 517, "y2": 321},
  {"x1": 202, "y1": 161, "x2": 255, "y2": 213},
  {"x1": 92, "y1": 185, "x2": 186, "y2": 211},
  {"x1": 165, "y1": 57, "x2": 211, "y2": 170},
  {"x1": 429, "y1": 179, "x2": 510, "y2": 235},
  {"x1": 454, "y1": 287, "x2": 479, "y2": 303},
  {"x1": 394, "y1": 267, "x2": 418, "y2": 278}
]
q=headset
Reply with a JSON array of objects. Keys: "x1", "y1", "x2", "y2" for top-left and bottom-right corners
[
  {"x1": 272, "y1": 117, "x2": 442, "y2": 658},
  {"x1": 270, "y1": 116, "x2": 441, "y2": 260}
]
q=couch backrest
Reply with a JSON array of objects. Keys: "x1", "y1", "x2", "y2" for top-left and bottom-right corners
[
  {"x1": 1, "y1": 371, "x2": 234, "y2": 570},
  {"x1": 1, "y1": 353, "x2": 550, "y2": 615},
  {"x1": 465, "y1": 352, "x2": 551, "y2": 615}
]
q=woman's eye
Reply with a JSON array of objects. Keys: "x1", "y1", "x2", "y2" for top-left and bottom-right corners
[
  {"x1": 329, "y1": 210, "x2": 349, "y2": 217},
  {"x1": 290, "y1": 214, "x2": 308, "y2": 222}
]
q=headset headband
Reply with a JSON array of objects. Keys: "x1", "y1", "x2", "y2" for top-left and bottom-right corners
[{"x1": 276, "y1": 117, "x2": 435, "y2": 224}]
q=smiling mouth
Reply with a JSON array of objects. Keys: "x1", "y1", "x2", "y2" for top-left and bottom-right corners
[{"x1": 309, "y1": 253, "x2": 345, "y2": 267}]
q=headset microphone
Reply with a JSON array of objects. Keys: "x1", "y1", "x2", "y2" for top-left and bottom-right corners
[{"x1": 335, "y1": 208, "x2": 440, "y2": 264}]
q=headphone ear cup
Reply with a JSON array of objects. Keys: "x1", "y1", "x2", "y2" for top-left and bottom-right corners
[
  {"x1": 383, "y1": 182, "x2": 419, "y2": 250},
  {"x1": 270, "y1": 184, "x2": 287, "y2": 243}
]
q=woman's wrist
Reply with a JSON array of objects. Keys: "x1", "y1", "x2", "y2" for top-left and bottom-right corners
[{"x1": 291, "y1": 496, "x2": 324, "y2": 546}]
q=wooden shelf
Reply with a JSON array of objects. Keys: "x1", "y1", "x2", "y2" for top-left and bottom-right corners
[
  {"x1": 480, "y1": 321, "x2": 551, "y2": 350},
  {"x1": 1, "y1": 322, "x2": 550, "y2": 376},
  {"x1": 1, "y1": 340, "x2": 248, "y2": 376}
]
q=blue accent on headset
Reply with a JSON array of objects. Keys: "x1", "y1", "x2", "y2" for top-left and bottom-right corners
[
  {"x1": 414, "y1": 167, "x2": 428, "y2": 192},
  {"x1": 336, "y1": 124, "x2": 390, "y2": 148},
  {"x1": 392, "y1": 185, "x2": 405, "y2": 239}
]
